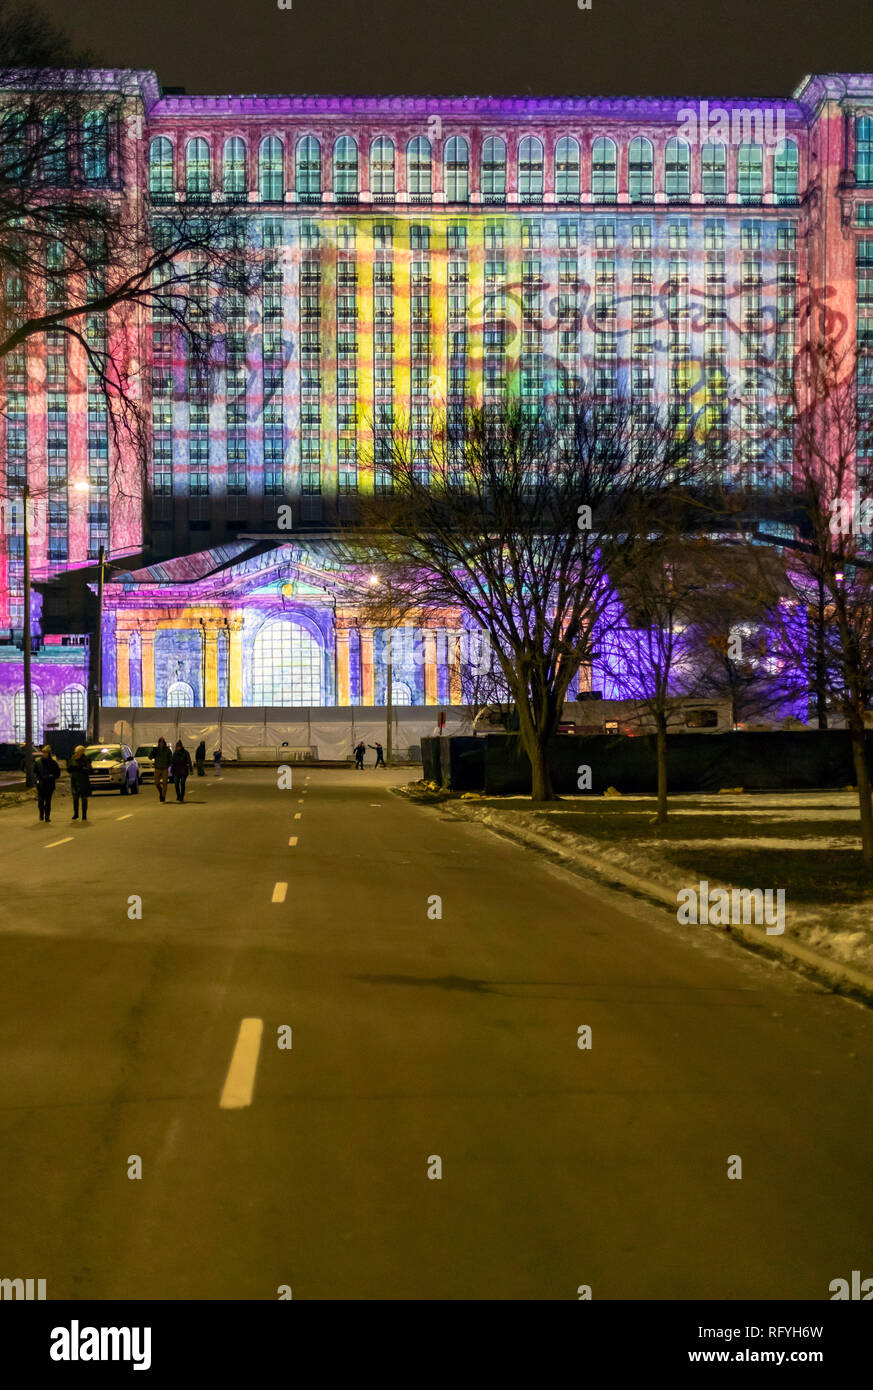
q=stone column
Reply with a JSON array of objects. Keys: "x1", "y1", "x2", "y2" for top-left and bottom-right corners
[
  {"x1": 227, "y1": 618, "x2": 244, "y2": 707},
  {"x1": 360, "y1": 626, "x2": 375, "y2": 704},
  {"x1": 116, "y1": 630, "x2": 131, "y2": 707},
  {"x1": 204, "y1": 626, "x2": 220, "y2": 705},
  {"x1": 449, "y1": 630, "x2": 462, "y2": 704},
  {"x1": 336, "y1": 625, "x2": 351, "y2": 706},
  {"x1": 424, "y1": 628, "x2": 438, "y2": 705},
  {"x1": 140, "y1": 627, "x2": 156, "y2": 708}
]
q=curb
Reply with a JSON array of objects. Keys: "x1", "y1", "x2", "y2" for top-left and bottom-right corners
[{"x1": 442, "y1": 800, "x2": 873, "y2": 1008}]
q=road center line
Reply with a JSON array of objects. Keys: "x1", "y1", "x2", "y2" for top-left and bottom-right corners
[
  {"x1": 44, "y1": 837, "x2": 73, "y2": 848},
  {"x1": 293, "y1": 812, "x2": 301, "y2": 820},
  {"x1": 117, "y1": 813, "x2": 134, "y2": 821},
  {"x1": 288, "y1": 836, "x2": 298, "y2": 846},
  {"x1": 272, "y1": 881, "x2": 288, "y2": 902},
  {"x1": 219, "y1": 1018, "x2": 264, "y2": 1110}
]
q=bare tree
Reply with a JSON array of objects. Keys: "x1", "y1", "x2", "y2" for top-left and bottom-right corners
[
  {"x1": 346, "y1": 393, "x2": 699, "y2": 802},
  {"x1": 598, "y1": 531, "x2": 714, "y2": 824},
  {"x1": 0, "y1": 2, "x2": 257, "y2": 509},
  {"x1": 763, "y1": 340, "x2": 873, "y2": 866}
]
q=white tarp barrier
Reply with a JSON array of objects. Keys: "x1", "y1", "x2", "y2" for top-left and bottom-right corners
[{"x1": 100, "y1": 706, "x2": 475, "y2": 760}]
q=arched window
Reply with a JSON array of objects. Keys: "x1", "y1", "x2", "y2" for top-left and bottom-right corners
[
  {"x1": 333, "y1": 136, "x2": 358, "y2": 201},
  {"x1": 774, "y1": 139, "x2": 799, "y2": 204},
  {"x1": 59, "y1": 683, "x2": 86, "y2": 730},
  {"x1": 166, "y1": 681, "x2": 194, "y2": 708},
  {"x1": 83, "y1": 110, "x2": 108, "y2": 182},
  {"x1": 42, "y1": 110, "x2": 68, "y2": 183},
  {"x1": 702, "y1": 141, "x2": 727, "y2": 202},
  {"x1": 185, "y1": 138, "x2": 211, "y2": 200},
  {"x1": 407, "y1": 136, "x2": 432, "y2": 201},
  {"x1": 518, "y1": 136, "x2": 544, "y2": 202},
  {"x1": 259, "y1": 135, "x2": 284, "y2": 202},
  {"x1": 1, "y1": 110, "x2": 27, "y2": 183},
  {"x1": 149, "y1": 137, "x2": 174, "y2": 201},
  {"x1": 738, "y1": 144, "x2": 763, "y2": 203},
  {"x1": 296, "y1": 135, "x2": 320, "y2": 202},
  {"x1": 858, "y1": 117, "x2": 873, "y2": 186},
  {"x1": 251, "y1": 619, "x2": 323, "y2": 705},
  {"x1": 481, "y1": 136, "x2": 506, "y2": 203},
  {"x1": 665, "y1": 138, "x2": 690, "y2": 201},
  {"x1": 14, "y1": 688, "x2": 42, "y2": 742},
  {"x1": 390, "y1": 679, "x2": 413, "y2": 705},
  {"x1": 591, "y1": 137, "x2": 616, "y2": 202},
  {"x1": 370, "y1": 136, "x2": 395, "y2": 199},
  {"x1": 444, "y1": 136, "x2": 469, "y2": 202},
  {"x1": 223, "y1": 137, "x2": 247, "y2": 200},
  {"x1": 628, "y1": 136, "x2": 653, "y2": 202},
  {"x1": 555, "y1": 136, "x2": 580, "y2": 201}
]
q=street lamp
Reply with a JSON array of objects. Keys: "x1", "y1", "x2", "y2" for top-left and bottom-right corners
[
  {"x1": 368, "y1": 572, "x2": 393, "y2": 766},
  {"x1": 21, "y1": 482, "x2": 34, "y2": 787},
  {"x1": 74, "y1": 481, "x2": 106, "y2": 742}
]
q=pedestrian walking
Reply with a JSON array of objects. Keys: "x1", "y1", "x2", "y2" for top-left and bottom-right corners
[
  {"x1": 34, "y1": 744, "x2": 61, "y2": 823},
  {"x1": 369, "y1": 741, "x2": 386, "y2": 768},
  {"x1": 171, "y1": 740, "x2": 192, "y2": 801},
  {"x1": 67, "y1": 744, "x2": 91, "y2": 822},
  {"x1": 213, "y1": 746, "x2": 222, "y2": 775},
  {"x1": 353, "y1": 739, "x2": 366, "y2": 770},
  {"x1": 153, "y1": 736, "x2": 171, "y2": 801},
  {"x1": 195, "y1": 739, "x2": 206, "y2": 776}
]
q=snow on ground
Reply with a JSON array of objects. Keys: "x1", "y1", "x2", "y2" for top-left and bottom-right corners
[{"x1": 474, "y1": 791, "x2": 873, "y2": 981}]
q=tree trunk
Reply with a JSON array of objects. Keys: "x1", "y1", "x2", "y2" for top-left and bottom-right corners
[
  {"x1": 530, "y1": 738, "x2": 555, "y2": 802},
  {"x1": 850, "y1": 725, "x2": 873, "y2": 870},
  {"x1": 655, "y1": 717, "x2": 668, "y2": 825},
  {"x1": 814, "y1": 583, "x2": 828, "y2": 730}
]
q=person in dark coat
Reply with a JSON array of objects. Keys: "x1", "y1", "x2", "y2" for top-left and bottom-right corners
[
  {"x1": 353, "y1": 740, "x2": 366, "y2": 769},
  {"x1": 369, "y1": 741, "x2": 386, "y2": 768},
  {"x1": 195, "y1": 739, "x2": 206, "y2": 776},
  {"x1": 152, "y1": 736, "x2": 171, "y2": 801},
  {"x1": 67, "y1": 745, "x2": 91, "y2": 821},
  {"x1": 171, "y1": 740, "x2": 192, "y2": 801},
  {"x1": 34, "y1": 744, "x2": 61, "y2": 823}
]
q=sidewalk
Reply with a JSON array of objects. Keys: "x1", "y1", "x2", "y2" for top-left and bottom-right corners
[{"x1": 422, "y1": 790, "x2": 873, "y2": 1008}]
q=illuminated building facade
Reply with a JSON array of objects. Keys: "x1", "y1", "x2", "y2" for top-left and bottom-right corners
[{"x1": 2, "y1": 71, "x2": 873, "y2": 737}]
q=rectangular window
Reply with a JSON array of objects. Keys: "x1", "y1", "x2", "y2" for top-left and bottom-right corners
[
  {"x1": 484, "y1": 222, "x2": 504, "y2": 250},
  {"x1": 409, "y1": 223, "x2": 430, "y2": 249},
  {"x1": 594, "y1": 222, "x2": 615, "y2": 249}
]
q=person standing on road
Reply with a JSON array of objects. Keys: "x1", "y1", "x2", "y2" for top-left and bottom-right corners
[
  {"x1": 195, "y1": 739, "x2": 206, "y2": 776},
  {"x1": 353, "y1": 740, "x2": 366, "y2": 769},
  {"x1": 35, "y1": 744, "x2": 61, "y2": 823},
  {"x1": 153, "y1": 736, "x2": 171, "y2": 802},
  {"x1": 213, "y1": 746, "x2": 222, "y2": 775},
  {"x1": 68, "y1": 745, "x2": 91, "y2": 822},
  {"x1": 171, "y1": 740, "x2": 192, "y2": 802},
  {"x1": 369, "y1": 741, "x2": 385, "y2": 768}
]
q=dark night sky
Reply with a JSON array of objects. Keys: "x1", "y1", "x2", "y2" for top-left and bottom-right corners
[{"x1": 35, "y1": 0, "x2": 873, "y2": 99}]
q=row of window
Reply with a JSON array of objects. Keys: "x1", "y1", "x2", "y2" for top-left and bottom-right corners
[
  {"x1": 149, "y1": 133, "x2": 802, "y2": 205},
  {"x1": 1, "y1": 110, "x2": 111, "y2": 185}
]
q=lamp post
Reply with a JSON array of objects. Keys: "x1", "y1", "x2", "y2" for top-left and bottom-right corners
[
  {"x1": 22, "y1": 482, "x2": 34, "y2": 787},
  {"x1": 73, "y1": 483, "x2": 105, "y2": 743},
  {"x1": 368, "y1": 572, "x2": 392, "y2": 766}
]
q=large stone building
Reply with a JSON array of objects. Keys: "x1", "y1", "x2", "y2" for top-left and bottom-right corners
[{"x1": 1, "y1": 71, "x2": 872, "y2": 740}]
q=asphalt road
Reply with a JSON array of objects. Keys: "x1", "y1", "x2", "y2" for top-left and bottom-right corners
[{"x1": 0, "y1": 766, "x2": 871, "y2": 1300}]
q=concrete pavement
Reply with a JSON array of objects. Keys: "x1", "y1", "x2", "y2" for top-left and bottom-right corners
[{"x1": 0, "y1": 766, "x2": 871, "y2": 1299}]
